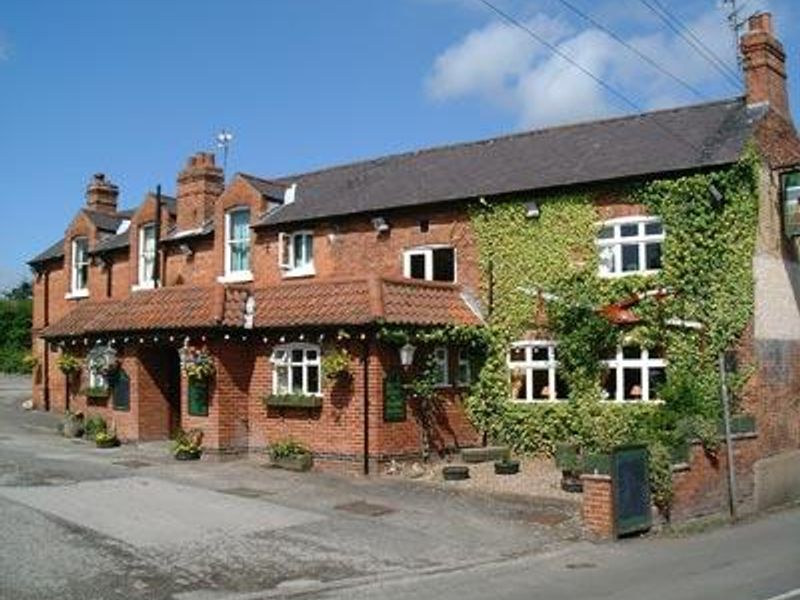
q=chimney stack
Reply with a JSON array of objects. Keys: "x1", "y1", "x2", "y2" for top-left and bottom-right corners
[
  {"x1": 741, "y1": 12, "x2": 790, "y2": 120},
  {"x1": 85, "y1": 173, "x2": 119, "y2": 214},
  {"x1": 175, "y1": 152, "x2": 224, "y2": 232}
]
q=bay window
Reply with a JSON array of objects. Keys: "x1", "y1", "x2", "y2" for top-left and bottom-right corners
[
  {"x1": 597, "y1": 217, "x2": 664, "y2": 277},
  {"x1": 271, "y1": 344, "x2": 321, "y2": 396}
]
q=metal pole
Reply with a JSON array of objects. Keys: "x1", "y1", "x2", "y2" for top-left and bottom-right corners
[
  {"x1": 153, "y1": 185, "x2": 162, "y2": 287},
  {"x1": 718, "y1": 352, "x2": 738, "y2": 521}
]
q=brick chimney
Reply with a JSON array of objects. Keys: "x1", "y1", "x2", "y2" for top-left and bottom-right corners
[
  {"x1": 741, "y1": 12, "x2": 790, "y2": 120},
  {"x1": 85, "y1": 173, "x2": 119, "y2": 214},
  {"x1": 175, "y1": 152, "x2": 224, "y2": 231}
]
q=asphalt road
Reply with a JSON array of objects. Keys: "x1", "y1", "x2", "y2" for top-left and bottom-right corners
[{"x1": 1, "y1": 375, "x2": 798, "y2": 600}]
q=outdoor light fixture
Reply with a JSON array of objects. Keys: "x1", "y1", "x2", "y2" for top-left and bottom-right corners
[
  {"x1": 399, "y1": 342, "x2": 416, "y2": 368},
  {"x1": 709, "y1": 184, "x2": 724, "y2": 209},
  {"x1": 372, "y1": 217, "x2": 390, "y2": 234},
  {"x1": 178, "y1": 243, "x2": 193, "y2": 257}
]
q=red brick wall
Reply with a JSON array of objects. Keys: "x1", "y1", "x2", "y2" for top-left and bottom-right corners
[{"x1": 581, "y1": 474, "x2": 614, "y2": 538}]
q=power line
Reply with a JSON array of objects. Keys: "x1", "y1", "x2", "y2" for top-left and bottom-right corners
[
  {"x1": 475, "y1": 0, "x2": 704, "y2": 155},
  {"x1": 638, "y1": 0, "x2": 741, "y2": 90},
  {"x1": 554, "y1": 0, "x2": 706, "y2": 100}
]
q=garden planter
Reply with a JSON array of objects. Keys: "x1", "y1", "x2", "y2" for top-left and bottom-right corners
[
  {"x1": 95, "y1": 438, "x2": 120, "y2": 449},
  {"x1": 494, "y1": 459, "x2": 520, "y2": 475},
  {"x1": 264, "y1": 394, "x2": 323, "y2": 409},
  {"x1": 461, "y1": 446, "x2": 509, "y2": 464},
  {"x1": 174, "y1": 449, "x2": 202, "y2": 461},
  {"x1": 271, "y1": 453, "x2": 313, "y2": 472},
  {"x1": 442, "y1": 465, "x2": 470, "y2": 481}
]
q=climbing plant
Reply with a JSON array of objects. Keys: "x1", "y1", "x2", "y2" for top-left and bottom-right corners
[{"x1": 466, "y1": 150, "x2": 761, "y2": 477}]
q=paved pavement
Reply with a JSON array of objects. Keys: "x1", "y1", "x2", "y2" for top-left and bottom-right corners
[
  {"x1": 0, "y1": 375, "x2": 580, "y2": 600},
  {"x1": 2, "y1": 375, "x2": 799, "y2": 600}
]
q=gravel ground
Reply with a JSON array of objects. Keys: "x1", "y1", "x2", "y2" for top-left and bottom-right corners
[{"x1": 389, "y1": 456, "x2": 580, "y2": 504}]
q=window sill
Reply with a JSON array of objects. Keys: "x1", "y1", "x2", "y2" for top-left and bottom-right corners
[
  {"x1": 282, "y1": 266, "x2": 316, "y2": 279},
  {"x1": 217, "y1": 271, "x2": 254, "y2": 284},
  {"x1": 510, "y1": 398, "x2": 568, "y2": 404},
  {"x1": 132, "y1": 281, "x2": 156, "y2": 292},
  {"x1": 65, "y1": 290, "x2": 89, "y2": 300},
  {"x1": 597, "y1": 269, "x2": 661, "y2": 279},
  {"x1": 599, "y1": 398, "x2": 664, "y2": 404}
]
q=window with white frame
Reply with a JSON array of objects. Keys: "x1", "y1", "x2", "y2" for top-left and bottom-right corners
[
  {"x1": 432, "y1": 346, "x2": 449, "y2": 386},
  {"x1": 456, "y1": 348, "x2": 471, "y2": 386},
  {"x1": 597, "y1": 217, "x2": 664, "y2": 277},
  {"x1": 508, "y1": 341, "x2": 568, "y2": 402},
  {"x1": 70, "y1": 237, "x2": 89, "y2": 295},
  {"x1": 138, "y1": 223, "x2": 156, "y2": 287},
  {"x1": 278, "y1": 231, "x2": 314, "y2": 276},
  {"x1": 602, "y1": 345, "x2": 666, "y2": 402},
  {"x1": 225, "y1": 208, "x2": 251, "y2": 277},
  {"x1": 270, "y1": 344, "x2": 321, "y2": 396},
  {"x1": 403, "y1": 246, "x2": 456, "y2": 282}
]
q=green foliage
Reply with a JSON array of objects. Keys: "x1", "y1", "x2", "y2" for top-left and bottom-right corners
[
  {"x1": 172, "y1": 429, "x2": 203, "y2": 455},
  {"x1": 182, "y1": 347, "x2": 215, "y2": 381},
  {"x1": 269, "y1": 439, "x2": 309, "y2": 459},
  {"x1": 3, "y1": 280, "x2": 32, "y2": 301},
  {"x1": 57, "y1": 352, "x2": 81, "y2": 376},
  {"x1": 466, "y1": 155, "x2": 760, "y2": 513},
  {"x1": 648, "y1": 441, "x2": 675, "y2": 516},
  {"x1": 84, "y1": 415, "x2": 107, "y2": 438},
  {"x1": 321, "y1": 347, "x2": 352, "y2": 381},
  {"x1": 94, "y1": 430, "x2": 118, "y2": 445},
  {"x1": 0, "y1": 299, "x2": 32, "y2": 373}
]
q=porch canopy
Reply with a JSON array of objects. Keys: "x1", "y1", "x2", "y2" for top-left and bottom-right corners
[{"x1": 40, "y1": 276, "x2": 483, "y2": 340}]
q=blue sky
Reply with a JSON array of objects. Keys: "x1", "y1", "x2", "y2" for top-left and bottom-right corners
[{"x1": 1, "y1": 0, "x2": 799, "y2": 291}]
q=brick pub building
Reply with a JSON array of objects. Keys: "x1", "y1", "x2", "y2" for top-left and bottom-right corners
[{"x1": 29, "y1": 14, "x2": 800, "y2": 478}]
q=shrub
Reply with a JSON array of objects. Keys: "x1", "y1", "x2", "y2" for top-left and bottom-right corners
[
  {"x1": 269, "y1": 439, "x2": 309, "y2": 459},
  {"x1": 84, "y1": 415, "x2": 107, "y2": 438}
]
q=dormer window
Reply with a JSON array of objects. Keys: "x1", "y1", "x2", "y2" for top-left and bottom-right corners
[
  {"x1": 137, "y1": 224, "x2": 156, "y2": 289},
  {"x1": 69, "y1": 237, "x2": 89, "y2": 298},
  {"x1": 279, "y1": 231, "x2": 314, "y2": 277},
  {"x1": 222, "y1": 208, "x2": 252, "y2": 281},
  {"x1": 597, "y1": 216, "x2": 664, "y2": 278},
  {"x1": 403, "y1": 246, "x2": 456, "y2": 282}
]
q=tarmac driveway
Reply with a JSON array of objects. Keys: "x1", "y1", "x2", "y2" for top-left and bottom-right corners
[{"x1": 0, "y1": 375, "x2": 579, "y2": 600}]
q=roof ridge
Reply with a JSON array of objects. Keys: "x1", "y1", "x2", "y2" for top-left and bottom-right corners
[{"x1": 260, "y1": 97, "x2": 745, "y2": 184}]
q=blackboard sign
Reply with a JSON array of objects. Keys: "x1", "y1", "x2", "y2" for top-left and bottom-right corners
[
  {"x1": 188, "y1": 379, "x2": 209, "y2": 416},
  {"x1": 612, "y1": 444, "x2": 652, "y2": 537},
  {"x1": 383, "y1": 374, "x2": 407, "y2": 423},
  {"x1": 112, "y1": 369, "x2": 130, "y2": 412}
]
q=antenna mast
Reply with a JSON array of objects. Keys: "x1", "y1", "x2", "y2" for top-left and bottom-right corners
[
  {"x1": 722, "y1": 0, "x2": 748, "y2": 75},
  {"x1": 215, "y1": 129, "x2": 234, "y2": 172}
]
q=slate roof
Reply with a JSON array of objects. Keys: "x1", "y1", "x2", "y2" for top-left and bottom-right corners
[
  {"x1": 83, "y1": 209, "x2": 128, "y2": 232},
  {"x1": 257, "y1": 98, "x2": 764, "y2": 227},
  {"x1": 239, "y1": 174, "x2": 289, "y2": 200},
  {"x1": 41, "y1": 277, "x2": 482, "y2": 338},
  {"x1": 28, "y1": 238, "x2": 65, "y2": 265}
]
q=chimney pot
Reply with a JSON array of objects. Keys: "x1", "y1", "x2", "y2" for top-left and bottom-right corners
[
  {"x1": 85, "y1": 173, "x2": 119, "y2": 214},
  {"x1": 748, "y1": 12, "x2": 772, "y2": 34}
]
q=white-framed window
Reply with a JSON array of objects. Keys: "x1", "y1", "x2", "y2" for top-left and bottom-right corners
[
  {"x1": 597, "y1": 216, "x2": 664, "y2": 277},
  {"x1": 456, "y1": 348, "x2": 471, "y2": 387},
  {"x1": 278, "y1": 231, "x2": 314, "y2": 277},
  {"x1": 508, "y1": 341, "x2": 567, "y2": 402},
  {"x1": 270, "y1": 343, "x2": 321, "y2": 396},
  {"x1": 70, "y1": 237, "x2": 89, "y2": 296},
  {"x1": 403, "y1": 246, "x2": 456, "y2": 282},
  {"x1": 137, "y1": 223, "x2": 156, "y2": 288},
  {"x1": 225, "y1": 208, "x2": 251, "y2": 278},
  {"x1": 602, "y1": 345, "x2": 666, "y2": 402}
]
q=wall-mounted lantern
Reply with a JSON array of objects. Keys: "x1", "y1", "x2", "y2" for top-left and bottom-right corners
[{"x1": 399, "y1": 342, "x2": 416, "y2": 368}]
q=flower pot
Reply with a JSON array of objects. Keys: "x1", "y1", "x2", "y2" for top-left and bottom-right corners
[
  {"x1": 174, "y1": 449, "x2": 202, "y2": 461},
  {"x1": 95, "y1": 438, "x2": 120, "y2": 449},
  {"x1": 272, "y1": 453, "x2": 313, "y2": 472},
  {"x1": 442, "y1": 465, "x2": 470, "y2": 481},
  {"x1": 494, "y1": 459, "x2": 520, "y2": 475}
]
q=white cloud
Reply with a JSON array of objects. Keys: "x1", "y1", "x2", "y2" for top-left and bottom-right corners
[{"x1": 425, "y1": 4, "x2": 748, "y2": 128}]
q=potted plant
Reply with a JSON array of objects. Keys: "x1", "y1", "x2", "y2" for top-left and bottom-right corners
[
  {"x1": 57, "y1": 353, "x2": 81, "y2": 377},
  {"x1": 84, "y1": 415, "x2": 107, "y2": 439},
  {"x1": 181, "y1": 347, "x2": 215, "y2": 382},
  {"x1": 172, "y1": 429, "x2": 203, "y2": 461},
  {"x1": 61, "y1": 410, "x2": 84, "y2": 438},
  {"x1": 321, "y1": 347, "x2": 352, "y2": 383},
  {"x1": 269, "y1": 439, "x2": 313, "y2": 472},
  {"x1": 95, "y1": 430, "x2": 120, "y2": 449}
]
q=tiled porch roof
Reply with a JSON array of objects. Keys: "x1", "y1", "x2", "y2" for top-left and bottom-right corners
[{"x1": 41, "y1": 277, "x2": 483, "y2": 339}]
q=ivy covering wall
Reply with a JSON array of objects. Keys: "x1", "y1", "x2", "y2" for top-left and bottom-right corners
[{"x1": 466, "y1": 152, "x2": 760, "y2": 471}]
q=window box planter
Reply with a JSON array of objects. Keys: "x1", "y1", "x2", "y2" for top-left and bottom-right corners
[
  {"x1": 271, "y1": 453, "x2": 313, "y2": 472},
  {"x1": 263, "y1": 394, "x2": 323, "y2": 409},
  {"x1": 81, "y1": 387, "x2": 110, "y2": 400},
  {"x1": 494, "y1": 459, "x2": 520, "y2": 475}
]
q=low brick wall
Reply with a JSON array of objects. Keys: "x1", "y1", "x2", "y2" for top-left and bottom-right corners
[{"x1": 671, "y1": 433, "x2": 760, "y2": 522}]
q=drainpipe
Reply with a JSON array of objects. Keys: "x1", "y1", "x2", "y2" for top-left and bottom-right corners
[
  {"x1": 362, "y1": 332, "x2": 371, "y2": 476},
  {"x1": 153, "y1": 185, "x2": 162, "y2": 287},
  {"x1": 43, "y1": 269, "x2": 50, "y2": 411}
]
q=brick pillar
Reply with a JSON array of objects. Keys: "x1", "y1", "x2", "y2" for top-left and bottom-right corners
[{"x1": 581, "y1": 474, "x2": 615, "y2": 539}]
